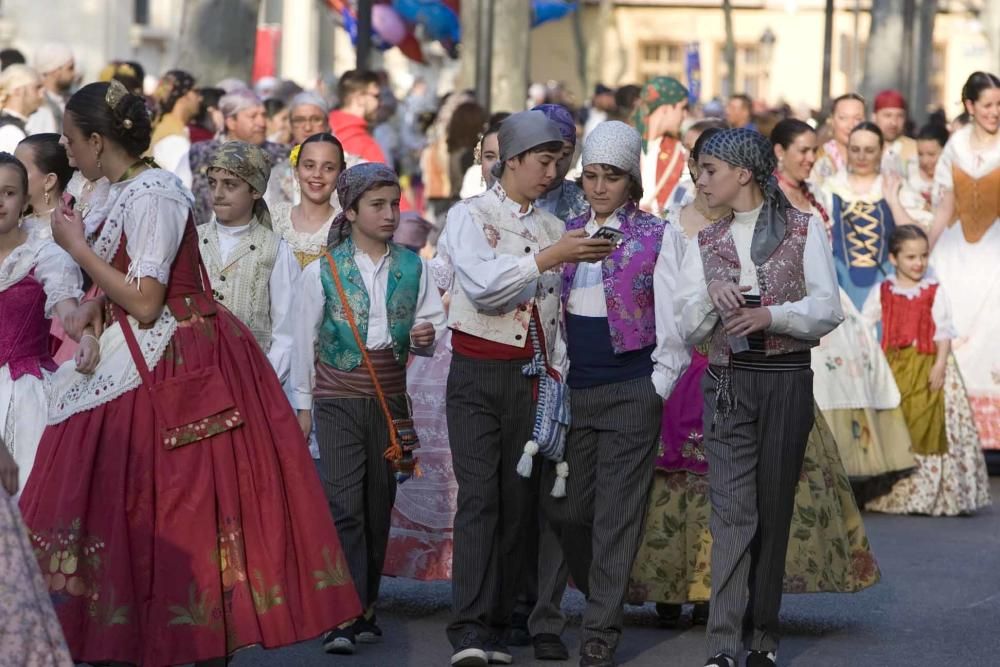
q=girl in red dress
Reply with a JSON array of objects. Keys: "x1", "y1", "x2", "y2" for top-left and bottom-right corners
[{"x1": 19, "y1": 80, "x2": 361, "y2": 666}]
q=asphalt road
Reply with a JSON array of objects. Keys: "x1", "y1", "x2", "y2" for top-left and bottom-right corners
[{"x1": 234, "y1": 478, "x2": 1000, "y2": 667}]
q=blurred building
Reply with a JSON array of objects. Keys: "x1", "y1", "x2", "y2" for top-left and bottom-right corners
[{"x1": 529, "y1": 0, "x2": 993, "y2": 115}]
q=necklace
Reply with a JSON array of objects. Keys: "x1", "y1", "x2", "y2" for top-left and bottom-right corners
[{"x1": 116, "y1": 159, "x2": 149, "y2": 183}]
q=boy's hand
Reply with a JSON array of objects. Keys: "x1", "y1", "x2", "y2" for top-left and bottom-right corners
[
  {"x1": 724, "y1": 307, "x2": 772, "y2": 337},
  {"x1": 410, "y1": 322, "x2": 435, "y2": 348}
]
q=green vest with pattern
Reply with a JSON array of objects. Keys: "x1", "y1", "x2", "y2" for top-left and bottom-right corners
[{"x1": 319, "y1": 238, "x2": 422, "y2": 371}]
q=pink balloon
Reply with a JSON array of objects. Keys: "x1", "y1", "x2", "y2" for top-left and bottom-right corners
[{"x1": 372, "y1": 5, "x2": 408, "y2": 46}]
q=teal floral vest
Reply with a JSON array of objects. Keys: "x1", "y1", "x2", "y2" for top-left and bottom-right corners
[{"x1": 318, "y1": 238, "x2": 423, "y2": 371}]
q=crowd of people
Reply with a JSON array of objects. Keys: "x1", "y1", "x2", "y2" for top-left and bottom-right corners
[{"x1": 0, "y1": 39, "x2": 997, "y2": 667}]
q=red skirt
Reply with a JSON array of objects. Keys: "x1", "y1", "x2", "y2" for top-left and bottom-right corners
[{"x1": 19, "y1": 310, "x2": 362, "y2": 666}]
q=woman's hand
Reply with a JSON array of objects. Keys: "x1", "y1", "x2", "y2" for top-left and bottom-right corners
[
  {"x1": 64, "y1": 299, "x2": 105, "y2": 341},
  {"x1": 882, "y1": 171, "x2": 903, "y2": 207},
  {"x1": 74, "y1": 332, "x2": 101, "y2": 375},
  {"x1": 50, "y1": 199, "x2": 88, "y2": 258},
  {"x1": 0, "y1": 444, "x2": 18, "y2": 496},
  {"x1": 929, "y1": 360, "x2": 946, "y2": 392}
]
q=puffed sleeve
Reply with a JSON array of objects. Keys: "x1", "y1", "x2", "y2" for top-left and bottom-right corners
[
  {"x1": 122, "y1": 191, "x2": 189, "y2": 287},
  {"x1": 34, "y1": 241, "x2": 84, "y2": 316}
]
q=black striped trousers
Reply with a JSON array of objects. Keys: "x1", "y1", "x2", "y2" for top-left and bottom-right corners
[
  {"x1": 531, "y1": 375, "x2": 662, "y2": 650},
  {"x1": 702, "y1": 367, "x2": 814, "y2": 658},
  {"x1": 445, "y1": 353, "x2": 541, "y2": 648},
  {"x1": 315, "y1": 394, "x2": 406, "y2": 612}
]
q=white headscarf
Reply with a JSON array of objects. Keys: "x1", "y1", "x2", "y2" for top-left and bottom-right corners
[{"x1": 581, "y1": 120, "x2": 642, "y2": 185}]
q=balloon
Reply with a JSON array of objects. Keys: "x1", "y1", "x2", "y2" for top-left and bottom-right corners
[
  {"x1": 532, "y1": 0, "x2": 577, "y2": 28},
  {"x1": 372, "y1": 4, "x2": 408, "y2": 46},
  {"x1": 393, "y1": 0, "x2": 461, "y2": 42},
  {"x1": 341, "y1": 6, "x2": 392, "y2": 51},
  {"x1": 396, "y1": 32, "x2": 426, "y2": 64}
]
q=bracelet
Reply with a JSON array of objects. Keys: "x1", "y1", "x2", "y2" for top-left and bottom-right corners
[{"x1": 80, "y1": 333, "x2": 100, "y2": 346}]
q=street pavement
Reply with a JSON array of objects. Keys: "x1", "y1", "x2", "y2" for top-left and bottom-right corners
[{"x1": 235, "y1": 478, "x2": 1000, "y2": 667}]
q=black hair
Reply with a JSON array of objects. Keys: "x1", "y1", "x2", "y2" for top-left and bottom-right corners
[
  {"x1": 494, "y1": 139, "x2": 564, "y2": 178},
  {"x1": 691, "y1": 126, "x2": 724, "y2": 161},
  {"x1": 849, "y1": 121, "x2": 884, "y2": 148},
  {"x1": 18, "y1": 133, "x2": 73, "y2": 192},
  {"x1": 337, "y1": 69, "x2": 379, "y2": 106},
  {"x1": 888, "y1": 224, "x2": 929, "y2": 256},
  {"x1": 0, "y1": 152, "x2": 29, "y2": 196},
  {"x1": 297, "y1": 132, "x2": 346, "y2": 171},
  {"x1": 0, "y1": 49, "x2": 25, "y2": 71},
  {"x1": 329, "y1": 179, "x2": 401, "y2": 247},
  {"x1": 961, "y1": 71, "x2": 1000, "y2": 105},
  {"x1": 831, "y1": 93, "x2": 866, "y2": 115},
  {"x1": 66, "y1": 82, "x2": 152, "y2": 157},
  {"x1": 193, "y1": 86, "x2": 224, "y2": 129},
  {"x1": 770, "y1": 118, "x2": 815, "y2": 150},
  {"x1": 263, "y1": 97, "x2": 286, "y2": 119},
  {"x1": 916, "y1": 123, "x2": 949, "y2": 148},
  {"x1": 614, "y1": 85, "x2": 641, "y2": 112},
  {"x1": 478, "y1": 114, "x2": 509, "y2": 152}
]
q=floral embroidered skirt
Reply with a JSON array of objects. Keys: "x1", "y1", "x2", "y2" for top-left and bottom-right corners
[
  {"x1": 627, "y1": 405, "x2": 881, "y2": 605},
  {"x1": 384, "y1": 334, "x2": 457, "y2": 581},
  {"x1": 865, "y1": 357, "x2": 992, "y2": 516},
  {"x1": 823, "y1": 406, "x2": 915, "y2": 478},
  {"x1": 19, "y1": 311, "x2": 361, "y2": 666},
  {"x1": 0, "y1": 488, "x2": 72, "y2": 666}
]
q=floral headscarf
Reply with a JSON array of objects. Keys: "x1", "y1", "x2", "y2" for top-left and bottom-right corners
[
  {"x1": 208, "y1": 140, "x2": 273, "y2": 229},
  {"x1": 632, "y1": 76, "x2": 689, "y2": 150},
  {"x1": 531, "y1": 103, "x2": 577, "y2": 145}
]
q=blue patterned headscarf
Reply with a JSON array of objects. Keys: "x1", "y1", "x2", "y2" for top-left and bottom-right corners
[
  {"x1": 701, "y1": 128, "x2": 791, "y2": 264},
  {"x1": 327, "y1": 162, "x2": 401, "y2": 246},
  {"x1": 531, "y1": 103, "x2": 577, "y2": 145}
]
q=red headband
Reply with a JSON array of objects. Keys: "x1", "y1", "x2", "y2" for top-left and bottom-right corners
[{"x1": 874, "y1": 90, "x2": 906, "y2": 112}]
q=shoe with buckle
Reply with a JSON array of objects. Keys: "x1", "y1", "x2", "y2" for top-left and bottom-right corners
[{"x1": 579, "y1": 637, "x2": 615, "y2": 667}]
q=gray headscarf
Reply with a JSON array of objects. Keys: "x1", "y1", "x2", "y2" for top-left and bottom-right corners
[
  {"x1": 327, "y1": 162, "x2": 401, "y2": 246},
  {"x1": 700, "y1": 128, "x2": 791, "y2": 264},
  {"x1": 491, "y1": 110, "x2": 563, "y2": 179},
  {"x1": 581, "y1": 120, "x2": 643, "y2": 185}
]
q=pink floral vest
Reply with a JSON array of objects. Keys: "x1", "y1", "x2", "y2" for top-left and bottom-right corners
[{"x1": 697, "y1": 207, "x2": 815, "y2": 365}]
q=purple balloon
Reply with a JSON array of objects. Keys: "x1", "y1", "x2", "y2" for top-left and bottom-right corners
[{"x1": 372, "y1": 4, "x2": 408, "y2": 47}]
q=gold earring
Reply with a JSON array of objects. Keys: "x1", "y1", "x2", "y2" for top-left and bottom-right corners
[
  {"x1": 95, "y1": 152, "x2": 102, "y2": 169},
  {"x1": 44, "y1": 190, "x2": 50, "y2": 206}
]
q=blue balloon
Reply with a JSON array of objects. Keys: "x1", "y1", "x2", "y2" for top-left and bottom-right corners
[
  {"x1": 392, "y1": 0, "x2": 460, "y2": 42},
  {"x1": 342, "y1": 6, "x2": 392, "y2": 51},
  {"x1": 532, "y1": 0, "x2": 578, "y2": 28}
]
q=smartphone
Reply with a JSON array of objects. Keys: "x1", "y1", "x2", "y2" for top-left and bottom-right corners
[{"x1": 590, "y1": 226, "x2": 624, "y2": 245}]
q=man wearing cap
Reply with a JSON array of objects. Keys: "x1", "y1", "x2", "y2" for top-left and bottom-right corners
[
  {"x1": 533, "y1": 103, "x2": 589, "y2": 223},
  {"x1": 197, "y1": 140, "x2": 300, "y2": 382},
  {"x1": 633, "y1": 76, "x2": 690, "y2": 217},
  {"x1": 26, "y1": 42, "x2": 74, "y2": 134},
  {"x1": 873, "y1": 89, "x2": 916, "y2": 176},
  {"x1": 439, "y1": 110, "x2": 615, "y2": 667},
  {"x1": 265, "y1": 91, "x2": 338, "y2": 210},
  {"x1": 188, "y1": 88, "x2": 290, "y2": 225}
]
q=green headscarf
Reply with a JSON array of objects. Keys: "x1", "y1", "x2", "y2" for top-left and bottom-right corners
[{"x1": 631, "y1": 76, "x2": 689, "y2": 150}]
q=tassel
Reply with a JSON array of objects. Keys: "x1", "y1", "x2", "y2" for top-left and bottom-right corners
[
  {"x1": 516, "y1": 440, "x2": 539, "y2": 477},
  {"x1": 550, "y1": 461, "x2": 569, "y2": 498}
]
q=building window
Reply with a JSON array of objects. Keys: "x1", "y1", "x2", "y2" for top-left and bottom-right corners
[
  {"x1": 716, "y1": 43, "x2": 768, "y2": 99},
  {"x1": 637, "y1": 40, "x2": 686, "y2": 83},
  {"x1": 134, "y1": 0, "x2": 150, "y2": 25}
]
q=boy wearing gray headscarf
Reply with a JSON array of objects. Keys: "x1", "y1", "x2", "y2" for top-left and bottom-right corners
[
  {"x1": 674, "y1": 128, "x2": 843, "y2": 667},
  {"x1": 437, "y1": 110, "x2": 615, "y2": 667}
]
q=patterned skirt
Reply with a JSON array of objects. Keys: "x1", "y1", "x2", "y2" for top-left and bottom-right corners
[
  {"x1": 865, "y1": 357, "x2": 992, "y2": 516},
  {"x1": 627, "y1": 405, "x2": 881, "y2": 605}
]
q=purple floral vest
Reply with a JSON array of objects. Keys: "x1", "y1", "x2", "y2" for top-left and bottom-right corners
[
  {"x1": 562, "y1": 202, "x2": 664, "y2": 353},
  {"x1": 697, "y1": 207, "x2": 815, "y2": 365}
]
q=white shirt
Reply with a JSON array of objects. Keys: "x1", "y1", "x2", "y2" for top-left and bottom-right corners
[
  {"x1": 213, "y1": 220, "x2": 301, "y2": 383},
  {"x1": 861, "y1": 275, "x2": 957, "y2": 343},
  {"x1": 153, "y1": 134, "x2": 192, "y2": 189},
  {"x1": 565, "y1": 206, "x2": 690, "y2": 398},
  {"x1": 0, "y1": 110, "x2": 28, "y2": 153},
  {"x1": 289, "y1": 246, "x2": 447, "y2": 410},
  {"x1": 675, "y1": 211, "x2": 844, "y2": 346}
]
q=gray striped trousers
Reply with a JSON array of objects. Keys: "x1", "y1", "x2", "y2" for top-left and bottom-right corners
[{"x1": 702, "y1": 367, "x2": 814, "y2": 658}]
